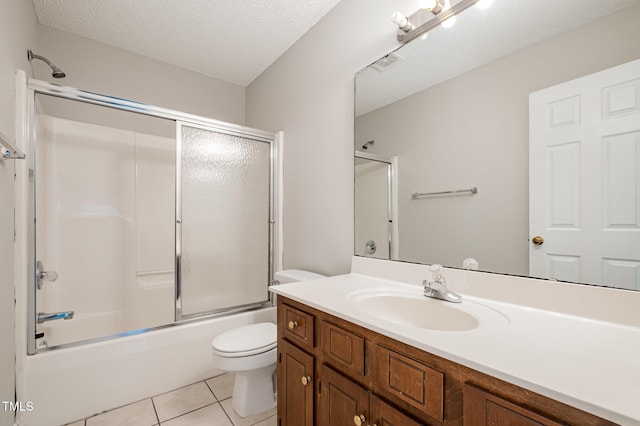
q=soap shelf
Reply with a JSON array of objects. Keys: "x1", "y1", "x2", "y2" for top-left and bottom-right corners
[{"x1": 0, "y1": 132, "x2": 25, "y2": 160}]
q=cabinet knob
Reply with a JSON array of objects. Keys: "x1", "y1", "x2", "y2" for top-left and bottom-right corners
[
  {"x1": 353, "y1": 414, "x2": 366, "y2": 426},
  {"x1": 288, "y1": 320, "x2": 298, "y2": 330},
  {"x1": 301, "y1": 375, "x2": 312, "y2": 386}
]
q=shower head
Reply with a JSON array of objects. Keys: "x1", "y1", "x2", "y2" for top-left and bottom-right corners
[
  {"x1": 362, "y1": 140, "x2": 375, "y2": 150},
  {"x1": 27, "y1": 50, "x2": 66, "y2": 78},
  {"x1": 51, "y1": 67, "x2": 66, "y2": 79}
]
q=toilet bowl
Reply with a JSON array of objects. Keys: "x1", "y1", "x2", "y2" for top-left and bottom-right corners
[
  {"x1": 211, "y1": 322, "x2": 277, "y2": 418},
  {"x1": 211, "y1": 269, "x2": 325, "y2": 418}
]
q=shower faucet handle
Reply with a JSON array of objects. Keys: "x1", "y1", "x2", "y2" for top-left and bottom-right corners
[{"x1": 36, "y1": 260, "x2": 59, "y2": 289}]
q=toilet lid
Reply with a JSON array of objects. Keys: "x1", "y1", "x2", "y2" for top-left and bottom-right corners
[{"x1": 211, "y1": 322, "x2": 277, "y2": 356}]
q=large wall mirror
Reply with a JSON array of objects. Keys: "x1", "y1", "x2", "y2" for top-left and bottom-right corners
[{"x1": 354, "y1": 0, "x2": 640, "y2": 291}]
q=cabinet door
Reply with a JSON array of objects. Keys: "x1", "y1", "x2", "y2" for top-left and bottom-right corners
[
  {"x1": 321, "y1": 320, "x2": 365, "y2": 377},
  {"x1": 278, "y1": 340, "x2": 314, "y2": 426},
  {"x1": 319, "y1": 365, "x2": 370, "y2": 426},
  {"x1": 370, "y1": 394, "x2": 427, "y2": 426},
  {"x1": 374, "y1": 345, "x2": 444, "y2": 422},
  {"x1": 464, "y1": 383, "x2": 564, "y2": 426}
]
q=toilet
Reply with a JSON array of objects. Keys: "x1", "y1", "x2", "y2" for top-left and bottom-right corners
[{"x1": 211, "y1": 269, "x2": 325, "y2": 418}]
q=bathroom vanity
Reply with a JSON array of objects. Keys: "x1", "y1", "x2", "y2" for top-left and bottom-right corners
[{"x1": 271, "y1": 263, "x2": 640, "y2": 425}]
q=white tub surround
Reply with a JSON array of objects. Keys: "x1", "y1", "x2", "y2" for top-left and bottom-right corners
[
  {"x1": 270, "y1": 257, "x2": 640, "y2": 425},
  {"x1": 16, "y1": 307, "x2": 275, "y2": 426}
]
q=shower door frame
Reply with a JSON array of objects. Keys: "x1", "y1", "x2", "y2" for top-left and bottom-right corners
[
  {"x1": 175, "y1": 121, "x2": 276, "y2": 321},
  {"x1": 25, "y1": 77, "x2": 279, "y2": 354},
  {"x1": 354, "y1": 151, "x2": 399, "y2": 260}
]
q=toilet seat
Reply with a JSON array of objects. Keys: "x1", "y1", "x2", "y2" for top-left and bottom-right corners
[{"x1": 211, "y1": 322, "x2": 277, "y2": 358}]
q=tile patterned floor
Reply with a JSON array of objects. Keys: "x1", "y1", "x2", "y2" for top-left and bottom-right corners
[{"x1": 65, "y1": 373, "x2": 276, "y2": 426}]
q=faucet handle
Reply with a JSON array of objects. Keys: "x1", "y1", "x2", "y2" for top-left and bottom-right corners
[
  {"x1": 36, "y1": 260, "x2": 59, "y2": 289},
  {"x1": 429, "y1": 264, "x2": 445, "y2": 281}
]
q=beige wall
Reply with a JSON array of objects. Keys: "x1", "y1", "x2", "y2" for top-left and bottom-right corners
[
  {"x1": 247, "y1": 1, "x2": 640, "y2": 276},
  {"x1": 36, "y1": 26, "x2": 246, "y2": 125},
  {"x1": 0, "y1": 2, "x2": 38, "y2": 425},
  {"x1": 246, "y1": 0, "x2": 420, "y2": 275},
  {"x1": 3, "y1": 10, "x2": 248, "y2": 424},
  {"x1": 355, "y1": 6, "x2": 640, "y2": 276}
]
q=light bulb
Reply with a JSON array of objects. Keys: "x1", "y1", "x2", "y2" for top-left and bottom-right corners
[
  {"x1": 476, "y1": 0, "x2": 493, "y2": 9},
  {"x1": 441, "y1": 15, "x2": 456, "y2": 28},
  {"x1": 419, "y1": 0, "x2": 438, "y2": 10},
  {"x1": 440, "y1": 0, "x2": 456, "y2": 28},
  {"x1": 391, "y1": 11, "x2": 412, "y2": 32}
]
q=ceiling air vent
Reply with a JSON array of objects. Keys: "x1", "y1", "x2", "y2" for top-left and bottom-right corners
[{"x1": 370, "y1": 52, "x2": 403, "y2": 72}]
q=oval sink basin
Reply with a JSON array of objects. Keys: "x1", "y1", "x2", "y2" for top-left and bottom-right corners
[{"x1": 347, "y1": 288, "x2": 508, "y2": 332}]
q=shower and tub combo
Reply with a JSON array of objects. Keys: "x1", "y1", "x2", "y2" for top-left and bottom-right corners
[{"x1": 11, "y1": 67, "x2": 295, "y2": 425}]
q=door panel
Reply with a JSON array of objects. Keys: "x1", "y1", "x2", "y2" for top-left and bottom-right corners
[
  {"x1": 278, "y1": 340, "x2": 314, "y2": 426},
  {"x1": 370, "y1": 394, "x2": 425, "y2": 426},
  {"x1": 530, "y1": 59, "x2": 640, "y2": 289},
  {"x1": 179, "y1": 124, "x2": 271, "y2": 316},
  {"x1": 319, "y1": 365, "x2": 369, "y2": 426},
  {"x1": 464, "y1": 383, "x2": 563, "y2": 426}
]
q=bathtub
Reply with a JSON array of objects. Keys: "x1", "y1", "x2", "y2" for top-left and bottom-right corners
[{"x1": 16, "y1": 306, "x2": 276, "y2": 426}]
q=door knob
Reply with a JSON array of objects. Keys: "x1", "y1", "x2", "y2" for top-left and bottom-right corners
[
  {"x1": 287, "y1": 320, "x2": 298, "y2": 330},
  {"x1": 301, "y1": 375, "x2": 312, "y2": 386},
  {"x1": 531, "y1": 236, "x2": 544, "y2": 246}
]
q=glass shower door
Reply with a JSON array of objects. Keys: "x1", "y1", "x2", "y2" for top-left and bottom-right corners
[
  {"x1": 178, "y1": 124, "x2": 272, "y2": 318},
  {"x1": 32, "y1": 94, "x2": 176, "y2": 349}
]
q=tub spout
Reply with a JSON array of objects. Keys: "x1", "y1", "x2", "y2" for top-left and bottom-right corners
[{"x1": 37, "y1": 311, "x2": 75, "y2": 323}]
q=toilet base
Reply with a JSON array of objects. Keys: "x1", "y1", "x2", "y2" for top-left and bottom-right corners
[{"x1": 232, "y1": 364, "x2": 277, "y2": 418}]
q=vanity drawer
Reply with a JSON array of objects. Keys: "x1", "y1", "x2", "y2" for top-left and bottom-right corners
[
  {"x1": 374, "y1": 345, "x2": 444, "y2": 422},
  {"x1": 282, "y1": 304, "x2": 315, "y2": 349},
  {"x1": 320, "y1": 320, "x2": 365, "y2": 376}
]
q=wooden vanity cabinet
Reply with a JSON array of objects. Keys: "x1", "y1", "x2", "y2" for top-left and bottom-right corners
[
  {"x1": 319, "y1": 364, "x2": 424, "y2": 426},
  {"x1": 276, "y1": 297, "x2": 616, "y2": 426}
]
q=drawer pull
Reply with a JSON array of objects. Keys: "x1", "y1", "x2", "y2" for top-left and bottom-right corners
[
  {"x1": 288, "y1": 320, "x2": 298, "y2": 330},
  {"x1": 353, "y1": 414, "x2": 366, "y2": 426},
  {"x1": 301, "y1": 375, "x2": 312, "y2": 386}
]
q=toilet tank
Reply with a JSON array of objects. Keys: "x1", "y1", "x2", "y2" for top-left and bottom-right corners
[{"x1": 274, "y1": 269, "x2": 325, "y2": 284}]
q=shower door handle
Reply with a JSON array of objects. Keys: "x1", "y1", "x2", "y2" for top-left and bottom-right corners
[{"x1": 37, "y1": 260, "x2": 59, "y2": 289}]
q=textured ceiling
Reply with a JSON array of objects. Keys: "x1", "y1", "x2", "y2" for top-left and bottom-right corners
[
  {"x1": 356, "y1": 0, "x2": 639, "y2": 116},
  {"x1": 31, "y1": 0, "x2": 342, "y2": 87}
]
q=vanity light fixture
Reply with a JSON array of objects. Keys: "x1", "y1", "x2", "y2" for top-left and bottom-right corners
[
  {"x1": 418, "y1": 0, "x2": 443, "y2": 14},
  {"x1": 440, "y1": 0, "x2": 457, "y2": 28},
  {"x1": 392, "y1": 0, "x2": 490, "y2": 44}
]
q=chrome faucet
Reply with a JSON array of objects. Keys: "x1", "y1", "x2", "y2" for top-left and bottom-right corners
[
  {"x1": 37, "y1": 311, "x2": 74, "y2": 323},
  {"x1": 422, "y1": 264, "x2": 462, "y2": 303}
]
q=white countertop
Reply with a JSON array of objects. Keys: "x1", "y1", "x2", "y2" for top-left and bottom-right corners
[{"x1": 271, "y1": 273, "x2": 640, "y2": 425}]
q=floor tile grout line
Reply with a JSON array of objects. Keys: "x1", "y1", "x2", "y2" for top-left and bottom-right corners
[
  {"x1": 150, "y1": 396, "x2": 161, "y2": 425},
  {"x1": 205, "y1": 373, "x2": 235, "y2": 403},
  {"x1": 203, "y1": 378, "x2": 219, "y2": 402},
  {"x1": 152, "y1": 379, "x2": 210, "y2": 399},
  {"x1": 219, "y1": 399, "x2": 238, "y2": 426},
  {"x1": 156, "y1": 401, "x2": 221, "y2": 424},
  {"x1": 249, "y1": 414, "x2": 277, "y2": 426},
  {"x1": 83, "y1": 395, "x2": 158, "y2": 423}
]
